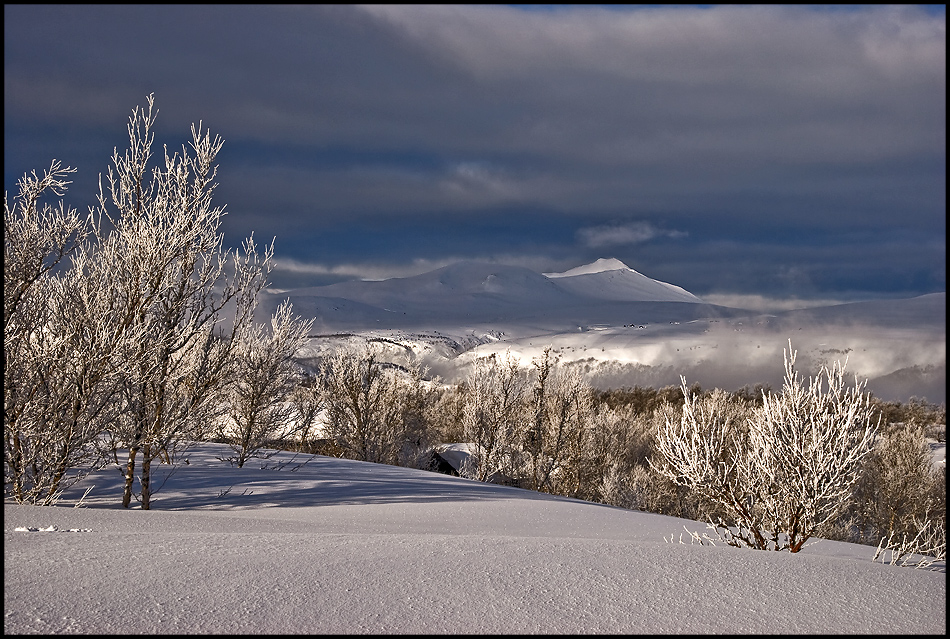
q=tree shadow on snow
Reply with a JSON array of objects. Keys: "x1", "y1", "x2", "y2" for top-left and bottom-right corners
[{"x1": 55, "y1": 444, "x2": 568, "y2": 511}]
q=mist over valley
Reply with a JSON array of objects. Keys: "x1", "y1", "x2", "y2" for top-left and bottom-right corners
[{"x1": 258, "y1": 259, "x2": 946, "y2": 404}]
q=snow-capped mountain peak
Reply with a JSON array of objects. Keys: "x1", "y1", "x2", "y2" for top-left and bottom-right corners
[
  {"x1": 543, "y1": 258, "x2": 702, "y2": 303},
  {"x1": 543, "y1": 258, "x2": 633, "y2": 278}
]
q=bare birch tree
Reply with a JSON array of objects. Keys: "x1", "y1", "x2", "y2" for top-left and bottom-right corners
[
  {"x1": 288, "y1": 373, "x2": 324, "y2": 452},
  {"x1": 523, "y1": 349, "x2": 593, "y2": 495},
  {"x1": 652, "y1": 341, "x2": 879, "y2": 552},
  {"x1": 849, "y1": 420, "x2": 946, "y2": 554},
  {"x1": 460, "y1": 351, "x2": 529, "y2": 483},
  {"x1": 218, "y1": 300, "x2": 313, "y2": 467},
  {"x1": 3, "y1": 163, "x2": 117, "y2": 503},
  {"x1": 3, "y1": 161, "x2": 152, "y2": 505},
  {"x1": 319, "y1": 348, "x2": 434, "y2": 466},
  {"x1": 93, "y1": 95, "x2": 273, "y2": 508}
]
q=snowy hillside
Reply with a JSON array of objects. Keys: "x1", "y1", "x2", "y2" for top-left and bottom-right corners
[
  {"x1": 258, "y1": 259, "x2": 945, "y2": 404},
  {"x1": 4, "y1": 442, "x2": 945, "y2": 634},
  {"x1": 296, "y1": 261, "x2": 575, "y2": 312}
]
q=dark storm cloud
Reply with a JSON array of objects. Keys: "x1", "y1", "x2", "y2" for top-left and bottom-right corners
[{"x1": 4, "y1": 4, "x2": 945, "y2": 301}]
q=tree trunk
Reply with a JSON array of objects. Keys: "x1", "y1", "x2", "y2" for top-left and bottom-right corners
[
  {"x1": 122, "y1": 445, "x2": 139, "y2": 508},
  {"x1": 141, "y1": 446, "x2": 152, "y2": 510},
  {"x1": 10, "y1": 432, "x2": 25, "y2": 502},
  {"x1": 45, "y1": 443, "x2": 71, "y2": 504}
]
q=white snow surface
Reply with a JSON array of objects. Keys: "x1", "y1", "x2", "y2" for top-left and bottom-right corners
[{"x1": 4, "y1": 442, "x2": 945, "y2": 634}]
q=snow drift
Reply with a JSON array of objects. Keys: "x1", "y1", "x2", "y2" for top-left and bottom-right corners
[{"x1": 4, "y1": 442, "x2": 945, "y2": 634}]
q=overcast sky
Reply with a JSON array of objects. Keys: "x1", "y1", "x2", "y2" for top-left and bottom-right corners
[{"x1": 4, "y1": 5, "x2": 945, "y2": 305}]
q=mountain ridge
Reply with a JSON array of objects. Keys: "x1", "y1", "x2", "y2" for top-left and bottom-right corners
[
  {"x1": 259, "y1": 258, "x2": 712, "y2": 331},
  {"x1": 256, "y1": 261, "x2": 944, "y2": 404}
]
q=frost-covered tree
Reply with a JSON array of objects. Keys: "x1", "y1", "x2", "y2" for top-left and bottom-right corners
[
  {"x1": 319, "y1": 348, "x2": 434, "y2": 466},
  {"x1": 460, "y1": 351, "x2": 529, "y2": 483},
  {"x1": 652, "y1": 341, "x2": 879, "y2": 552},
  {"x1": 524, "y1": 349, "x2": 593, "y2": 495},
  {"x1": 581, "y1": 402, "x2": 653, "y2": 508},
  {"x1": 92, "y1": 95, "x2": 273, "y2": 509},
  {"x1": 849, "y1": 421, "x2": 945, "y2": 549},
  {"x1": 288, "y1": 373, "x2": 324, "y2": 452},
  {"x1": 3, "y1": 163, "x2": 120, "y2": 503},
  {"x1": 4, "y1": 161, "x2": 86, "y2": 330},
  {"x1": 4, "y1": 95, "x2": 288, "y2": 509},
  {"x1": 218, "y1": 300, "x2": 313, "y2": 467}
]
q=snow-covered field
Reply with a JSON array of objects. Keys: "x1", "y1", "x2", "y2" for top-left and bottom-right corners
[{"x1": 4, "y1": 442, "x2": 945, "y2": 634}]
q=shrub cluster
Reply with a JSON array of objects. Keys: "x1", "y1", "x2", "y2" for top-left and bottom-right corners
[{"x1": 280, "y1": 343, "x2": 944, "y2": 559}]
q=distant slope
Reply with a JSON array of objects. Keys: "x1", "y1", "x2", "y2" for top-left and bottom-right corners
[
  {"x1": 275, "y1": 261, "x2": 573, "y2": 312},
  {"x1": 765, "y1": 293, "x2": 946, "y2": 330},
  {"x1": 260, "y1": 259, "x2": 713, "y2": 331}
]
